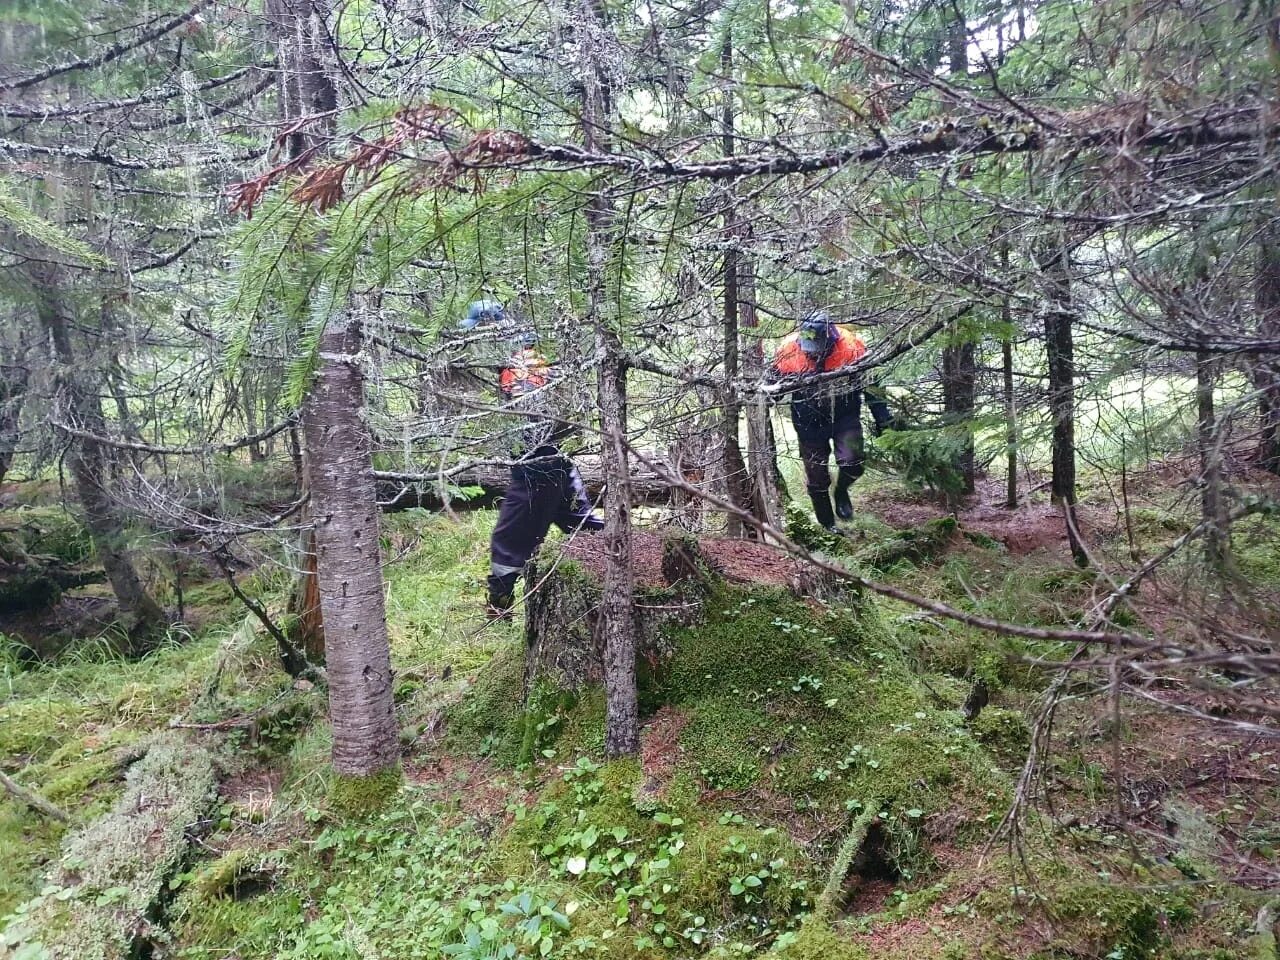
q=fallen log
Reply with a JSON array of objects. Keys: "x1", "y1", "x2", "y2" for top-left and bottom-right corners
[
  {"x1": 2, "y1": 735, "x2": 217, "y2": 960},
  {"x1": 375, "y1": 456, "x2": 675, "y2": 513}
]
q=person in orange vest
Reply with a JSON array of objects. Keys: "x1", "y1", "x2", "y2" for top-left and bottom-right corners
[
  {"x1": 459, "y1": 301, "x2": 603, "y2": 618},
  {"x1": 766, "y1": 310, "x2": 892, "y2": 532}
]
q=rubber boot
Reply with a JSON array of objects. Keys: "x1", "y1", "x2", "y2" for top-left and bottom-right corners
[
  {"x1": 833, "y1": 470, "x2": 855, "y2": 521},
  {"x1": 486, "y1": 574, "x2": 518, "y2": 621},
  {"x1": 807, "y1": 489, "x2": 839, "y2": 533}
]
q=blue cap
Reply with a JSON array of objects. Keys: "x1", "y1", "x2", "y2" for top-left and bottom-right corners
[
  {"x1": 458, "y1": 299, "x2": 505, "y2": 330},
  {"x1": 798, "y1": 309, "x2": 835, "y2": 354}
]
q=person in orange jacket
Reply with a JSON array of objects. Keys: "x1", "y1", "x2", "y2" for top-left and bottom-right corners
[
  {"x1": 766, "y1": 310, "x2": 893, "y2": 532},
  {"x1": 459, "y1": 302, "x2": 603, "y2": 617}
]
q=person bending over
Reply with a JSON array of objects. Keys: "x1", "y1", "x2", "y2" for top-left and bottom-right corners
[
  {"x1": 766, "y1": 310, "x2": 893, "y2": 532},
  {"x1": 458, "y1": 300, "x2": 603, "y2": 617}
]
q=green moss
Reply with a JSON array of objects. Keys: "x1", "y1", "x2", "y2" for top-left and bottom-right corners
[
  {"x1": 329, "y1": 765, "x2": 403, "y2": 815},
  {"x1": 0, "y1": 699, "x2": 93, "y2": 764},
  {"x1": 40, "y1": 752, "x2": 124, "y2": 804},
  {"x1": 659, "y1": 588, "x2": 867, "y2": 703},
  {"x1": 0, "y1": 798, "x2": 65, "y2": 916},
  {"x1": 553, "y1": 689, "x2": 606, "y2": 758},
  {"x1": 443, "y1": 640, "x2": 528, "y2": 764},
  {"x1": 678, "y1": 695, "x2": 767, "y2": 791},
  {"x1": 11, "y1": 505, "x2": 95, "y2": 565},
  {"x1": 853, "y1": 517, "x2": 958, "y2": 572},
  {"x1": 1233, "y1": 512, "x2": 1280, "y2": 588},
  {"x1": 784, "y1": 500, "x2": 853, "y2": 554},
  {"x1": 772, "y1": 921, "x2": 870, "y2": 960},
  {"x1": 184, "y1": 848, "x2": 285, "y2": 902},
  {"x1": 1046, "y1": 879, "x2": 1198, "y2": 958},
  {"x1": 969, "y1": 707, "x2": 1030, "y2": 763},
  {"x1": 669, "y1": 819, "x2": 810, "y2": 920},
  {"x1": 3, "y1": 737, "x2": 218, "y2": 960}
]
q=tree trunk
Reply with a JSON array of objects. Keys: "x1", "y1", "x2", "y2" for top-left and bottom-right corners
[
  {"x1": 0, "y1": 358, "x2": 27, "y2": 487},
  {"x1": 1257, "y1": 17, "x2": 1280, "y2": 474},
  {"x1": 1041, "y1": 243, "x2": 1087, "y2": 567},
  {"x1": 1197, "y1": 348, "x2": 1228, "y2": 571},
  {"x1": 941, "y1": 335, "x2": 976, "y2": 494},
  {"x1": 286, "y1": 526, "x2": 325, "y2": 663},
  {"x1": 1257, "y1": 216, "x2": 1280, "y2": 474},
  {"x1": 742, "y1": 256, "x2": 783, "y2": 529},
  {"x1": 719, "y1": 31, "x2": 751, "y2": 538},
  {"x1": 1001, "y1": 245, "x2": 1017, "y2": 508},
  {"x1": 266, "y1": 0, "x2": 338, "y2": 160},
  {"x1": 271, "y1": 0, "x2": 338, "y2": 666},
  {"x1": 300, "y1": 304, "x2": 398, "y2": 777},
  {"x1": 1002, "y1": 335, "x2": 1017, "y2": 508},
  {"x1": 580, "y1": 0, "x2": 637, "y2": 757},
  {"x1": 33, "y1": 278, "x2": 166, "y2": 647},
  {"x1": 272, "y1": 0, "x2": 396, "y2": 776},
  {"x1": 941, "y1": 11, "x2": 975, "y2": 494}
]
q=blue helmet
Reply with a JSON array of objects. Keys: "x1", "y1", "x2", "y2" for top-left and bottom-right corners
[
  {"x1": 798, "y1": 309, "x2": 837, "y2": 355},
  {"x1": 458, "y1": 299, "x2": 505, "y2": 330}
]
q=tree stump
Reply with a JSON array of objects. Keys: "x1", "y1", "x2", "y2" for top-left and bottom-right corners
[{"x1": 522, "y1": 531, "x2": 853, "y2": 696}]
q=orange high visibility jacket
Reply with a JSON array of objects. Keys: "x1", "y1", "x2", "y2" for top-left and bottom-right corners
[
  {"x1": 768, "y1": 327, "x2": 866, "y2": 441},
  {"x1": 499, "y1": 348, "x2": 552, "y2": 400},
  {"x1": 770, "y1": 326, "x2": 866, "y2": 376}
]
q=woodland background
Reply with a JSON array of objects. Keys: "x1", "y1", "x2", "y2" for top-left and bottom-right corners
[{"x1": 1, "y1": 0, "x2": 1279, "y2": 958}]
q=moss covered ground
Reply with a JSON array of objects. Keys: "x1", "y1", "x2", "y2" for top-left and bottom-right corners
[{"x1": 1, "y1": 488, "x2": 1275, "y2": 960}]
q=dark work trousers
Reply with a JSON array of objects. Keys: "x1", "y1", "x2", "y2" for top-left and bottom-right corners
[
  {"x1": 488, "y1": 445, "x2": 601, "y2": 601},
  {"x1": 793, "y1": 389, "x2": 865, "y2": 493}
]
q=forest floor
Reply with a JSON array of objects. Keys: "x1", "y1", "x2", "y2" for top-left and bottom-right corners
[{"x1": 1, "y1": 458, "x2": 1278, "y2": 960}]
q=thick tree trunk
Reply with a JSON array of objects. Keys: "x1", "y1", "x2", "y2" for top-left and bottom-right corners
[
  {"x1": 34, "y1": 278, "x2": 165, "y2": 647},
  {"x1": 580, "y1": 0, "x2": 637, "y2": 757},
  {"x1": 273, "y1": 0, "x2": 339, "y2": 668},
  {"x1": 1041, "y1": 244, "x2": 1088, "y2": 567},
  {"x1": 266, "y1": 0, "x2": 338, "y2": 159},
  {"x1": 941, "y1": 335, "x2": 976, "y2": 494},
  {"x1": 300, "y1": 306, "x2": 398, "y2": 777},
  {"x1": 271, "y1": 0, "x2": 395, "y2": 775}
]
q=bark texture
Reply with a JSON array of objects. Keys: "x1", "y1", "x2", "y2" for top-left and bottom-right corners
[
  {"x1": 941, "y1": 10, "x2": 975, "y2": 495},
  {"x1": 1041, "y1": 244, "x2": 1087, "y2": 567},
  {"x1": 1196, "y1": 349, "x2": 1228, "y2": 570},
  {"x1": 741, "y1": 258, "x2": 783, "y2": 525},
  {"x1": 266, "y1": 0, "x2": 338, "y2": 160},
  {"x1": 0, "y1": 357, "x2": 26, "y2": 487},
  {"x1": 718, "y1": 32, "x2": 752, "y2": 537},
  {"x1": 286, "y1": 526, "x2": 326, "y2": 664},
  {"x1": 580, "y1": 0, "x2": 638, "y2": 757},
  {"x1": 1257, "y1": 217, "x2": 1280, "y2": 474},
  {"x1": 1000, "y1": 244, "x2": 1018, "y2": 509},
  {"x1": 300, "y1": 307, "x2": 399, "y2": 776},
  {"x1": 33, "y1": 272, "x2": 165, "y2": 646}
]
